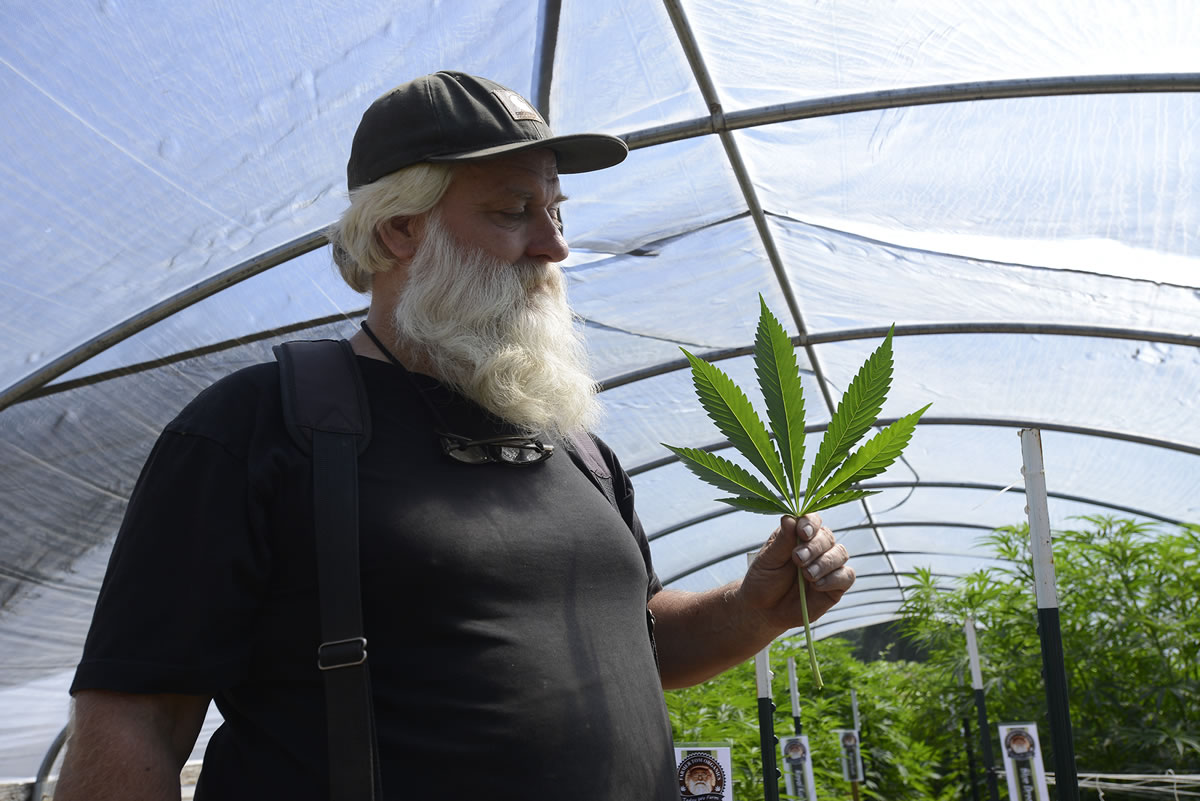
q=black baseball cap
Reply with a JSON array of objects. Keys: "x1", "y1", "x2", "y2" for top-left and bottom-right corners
[{"x1": 347, "y1": 71, "x2": 629, "y2": 191}]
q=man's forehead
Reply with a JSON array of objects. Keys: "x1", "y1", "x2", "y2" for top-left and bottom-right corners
[
  {"x1": 468, "y1": 148, "x2": 557, "y2": 175},
  {"x1": 457, "y1": 150, "x2": 564, "y2": 198}
]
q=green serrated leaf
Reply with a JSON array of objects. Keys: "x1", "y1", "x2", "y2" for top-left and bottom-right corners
[
  {"x1": 806, "y1": 403, "x2": 932, "y2": 509},
  {"x1": 663, "y1": 314, "x2": 929, "y2": 693},
  {"x1": 682, "y1": 348, "x2": 790, "y2": 499},
  {"x1": 800, "y1": 489, "x2": 881, "y2": 516},
  {"x1": 753, "y1": 296, "x2": 806, "y2": 506},
  {"x1": 716, "y1": 496, "x2": 792, "y2": 515},
  {"x1": 804, "y1": 328, "x2": 895, "y2": 504},
  {"x1": 663, "y1": 444, "x2": 784, "y2": 506}
]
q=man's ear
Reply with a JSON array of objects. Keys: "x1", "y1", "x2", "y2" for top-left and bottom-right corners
[{"x1": 377, "y1": 215, "x2": 420, "y2": 263}]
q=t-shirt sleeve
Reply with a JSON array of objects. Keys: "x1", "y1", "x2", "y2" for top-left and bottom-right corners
[
  {"x1": 71, "y1": 416, "x2": 273, "y2": 696},
  {"x1": 594, "y1": 436, "x2": 663, "y2": 601}
]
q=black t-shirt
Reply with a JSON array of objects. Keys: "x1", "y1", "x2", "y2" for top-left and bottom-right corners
[{"x1": 72, "y1": 355, "x2": 679, "y2": 800}]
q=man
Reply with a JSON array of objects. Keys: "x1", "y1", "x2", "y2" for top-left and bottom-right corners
[
  {"x1": 56, "y1": 71, "x2": 853, "y2": 800},
  {"x1": 683, "y1": 763, "x2": 718, "y2": 796}
]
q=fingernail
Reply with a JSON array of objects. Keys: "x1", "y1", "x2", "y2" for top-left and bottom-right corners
[
  {"x1": 801, "y1": 522, "x2": 815, "y2": 539},
  {"x1": 796, "y1": 547, "x2": 812, "y2": 563},
  {"x1": 807, "y1": 564, "x2": 821, "y2": 578}
]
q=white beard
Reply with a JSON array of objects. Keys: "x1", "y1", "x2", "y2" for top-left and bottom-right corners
[{"x1": 389, "y1": 211, "x2": 602, "y2": 439}]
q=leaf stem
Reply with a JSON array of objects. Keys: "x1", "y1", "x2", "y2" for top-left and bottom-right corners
[{"x1": 799, "y1": 564, "x2": 823, "y2": 690}]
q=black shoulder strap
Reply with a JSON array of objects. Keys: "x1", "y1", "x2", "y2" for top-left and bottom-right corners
[
  {"x1": 276, "y1": 339, "x2": 371, "y2": 455},
  {"x1": 274, "y1": 339, "x2": 380, "y2": 801},
  {"x1": 566, "y1": 431, "x2": 619, "y2": 512}
]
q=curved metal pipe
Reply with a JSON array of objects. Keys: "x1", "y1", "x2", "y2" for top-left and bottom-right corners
[
  {"x1": 0, "y1": 232, "x2": 328, "y2": 412},
  {"x1": 646, "y1": 483, "x2": 1182, "y2": 559},
  {"x1": 599, "y1": 322, "x2": 1200, "y2": 391},
  {"x1": 622, "y1": 73, "x2": 1200, "y2": 150},
  {"x1": 649, "y1": 514, "x2": 992, "y2": 542},
  {"x1": 628, "y1": 416, "x2": 1200, "y2": 477},
  {"x1": 20, "y1": 308, "x2": 367, "y2": 404},
  {"x1": 32, "y1": 723, "x2": 69, "y2": 801},
  {"x1": 532, "y1": 0, "x2": 563, "y2": 117},
  {"x1": 663, "y1": 543, "x2": 1009, "y2": 586}
]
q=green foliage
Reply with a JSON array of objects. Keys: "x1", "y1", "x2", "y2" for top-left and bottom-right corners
[
  {"x1": 662, "y1": 298, "x2": 929, "y2": 688},
  {"x1": 666, "y1": 518, "x2": 1200, "y2": 800},
  {"x1": 666, "y1": 636, "x2": 963, "y2": 801},
  {"x1": 899, "y1": 517, "x2": 1200, "y2": 794}
]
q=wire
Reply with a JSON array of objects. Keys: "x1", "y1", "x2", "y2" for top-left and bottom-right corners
[{"x1": 1045, "y1": 772, "x2": 1200, "y2": 798}]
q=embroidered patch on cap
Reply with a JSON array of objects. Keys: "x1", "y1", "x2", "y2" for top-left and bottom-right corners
[{"x1": 493, "y1": 89, "x2": 545, "y2": 123}]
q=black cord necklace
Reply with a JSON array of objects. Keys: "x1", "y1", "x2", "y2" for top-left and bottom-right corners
[
  {"x1": 359, "y1": 320, "x2": 410, "y2": 374},
  {"x1": 359, "y1": 320, "x2": 445, "y2": 421}
]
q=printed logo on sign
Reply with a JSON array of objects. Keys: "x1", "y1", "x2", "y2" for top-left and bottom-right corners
[
  {"x1": 493, "y1": 89, "x2": 544, "y2": 123},
  {"x1": 677, "y1": 752, "x2": 725, "y2": 800},
  {"x1": 782, "y1": 738, "x2": 808, "y2": 763},
  {"x1": 1004, "y1": 729, "x2": 1036, "y2": 759}
]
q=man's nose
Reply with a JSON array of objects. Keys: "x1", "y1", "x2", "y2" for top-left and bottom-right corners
[{"x1": 526, "y1": 213, "x2": 569, "y2": 263}]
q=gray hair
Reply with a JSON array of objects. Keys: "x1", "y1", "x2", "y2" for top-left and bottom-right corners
[{"x1": 327, "y1": 162, "x2": 456, "y2": 293}]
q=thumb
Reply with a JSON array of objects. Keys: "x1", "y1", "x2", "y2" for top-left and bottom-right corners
[{"x1": 756, "y1": 514, "x2": 819, "y2": 568}]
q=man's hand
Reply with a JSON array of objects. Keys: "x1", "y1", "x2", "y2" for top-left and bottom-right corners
[
  {"x1": 650, "y1": 514, "x2": 853, "y2": 688},
  {"x1": 739, "y1": 514, "x2": 855, "y2": 629}
]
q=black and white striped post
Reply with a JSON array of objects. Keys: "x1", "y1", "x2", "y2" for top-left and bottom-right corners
[
  {"x1": 787, "y1": 656, "x2": 802, "y2": 735},
  {"x1": 964, "y1": 617, "x2": 1000, "y2": 801},
  {"x1": 754, "y1": 637, "x2": 781, "y2": 801},
  {"x1": 752, "y1": 555, "x2": 781, "y2": 801},
  {"x1": 962, "y1": 716, "x2": 982, "y2": 801},
  {"x1": 1019, "y1": 429, "x2": 1079, "y2": 800},
  {"x1": 850, "y1": 688, "x2": 863, "y2": 799}
]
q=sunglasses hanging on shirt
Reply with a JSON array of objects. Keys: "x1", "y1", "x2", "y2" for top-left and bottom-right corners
[
  {"x1": 438, "y1": 432, "x2": 554, "y2": 465},
  {"x1": 359, "y1": 321, "x2": 554, "y2": 466}
]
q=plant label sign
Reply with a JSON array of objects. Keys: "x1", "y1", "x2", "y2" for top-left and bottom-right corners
[
  {"x1": 998, "y1": 723, "x2": 1049, "y2": 801},
  {"x1": 674, "y1": 744, "x2": 733, "y2": 800},
  {"x1": 834, "y1": 728, "x2": 865, "y2": 782},
  {"x1": 780, "y1": 735, "x2": 817, "y2": 801}
]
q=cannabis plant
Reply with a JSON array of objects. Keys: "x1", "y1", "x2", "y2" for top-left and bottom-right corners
[{"x1": 663, "y1": 297, "x2": 930, "y2": 688}]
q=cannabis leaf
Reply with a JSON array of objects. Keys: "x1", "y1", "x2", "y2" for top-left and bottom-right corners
[
  {"x1": 755, "y1": 297, "x2": 806, "y2": 504},
  {"x1": 661, "y1": 297, "x2": 930, "y2": 689}
]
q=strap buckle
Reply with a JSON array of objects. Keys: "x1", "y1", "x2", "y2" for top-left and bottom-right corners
[{"x1": 317, "y1": 637, "x2": 368, "y2": 670}]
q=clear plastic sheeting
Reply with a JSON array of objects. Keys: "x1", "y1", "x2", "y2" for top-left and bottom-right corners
[
  {"x1": 745, "y1": 94, "x2": 1200, "y2": 284},
  {"x1": 46, "y1": 247, "x2": 367, "y2": 387},
  {"x1": 2, "y1": 0, "x2": 1198, "y2": 780},
  {"x1": 0, "y1": 0, "x2": 542, "y2": 394},
  {"x1": 688, "y1": 1, "x2": 1200, "y2": 107}
]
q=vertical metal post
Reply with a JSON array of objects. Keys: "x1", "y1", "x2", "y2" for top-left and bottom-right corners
[
  {"x1": 964, "y1": 618, "x2": 1000, "y2": 801},
  {"x1": 787, "y1": 656, "x2": 803, "y2": 735},
  {"x1": 850, "y1": 687, "x2": 865, "y2": 787},
  {"x1": 1019, "y1": 429, "x2": 1079, "y2": 800},
  {"x1": 751, "y1": 556, "x2": 781, "y2": 801},
  {"x1": 962, "y1": 717, "x2": 981, "y2": 801}
]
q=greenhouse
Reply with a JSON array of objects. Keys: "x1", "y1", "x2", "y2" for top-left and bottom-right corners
[{"x1": 1, "y1": 0, "x2": 1196, "y2": 796}]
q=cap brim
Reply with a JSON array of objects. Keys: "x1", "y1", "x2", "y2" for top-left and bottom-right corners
[{"x1": 427, "y1": 133, "x2": 629, "y2": 174}]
